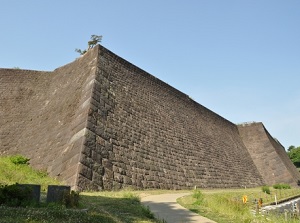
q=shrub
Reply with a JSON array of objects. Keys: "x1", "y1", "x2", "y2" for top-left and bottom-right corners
[
  {"x1": 262, "y1": 185, "x2": 271, "y2": 194},
  {"x1": 0, "y1": 183, "x2": 33, "y2": 207},
  {"x1": 273, "y1": 183, "x2": 291, "y2": 189},
  {"x1": 63, "y1": 190, "x2": 80, "y2": 208},
  {"x1": 192, "y1": 189, "x2": 205, "y2": 205},
  {"x1": 10, "y1": 155, "x2": 30, "y2": 165}
]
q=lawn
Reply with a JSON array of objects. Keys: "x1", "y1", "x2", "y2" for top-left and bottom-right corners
[
  {"x1": 0, "y1": 155, "x2": 162, "y2": 223},
  {"x1": 1, "y1": 155, "x2": 300, "y2": 222},
  {"x1": 177, "y1": 187, "x2": 300, "y2": 223}
]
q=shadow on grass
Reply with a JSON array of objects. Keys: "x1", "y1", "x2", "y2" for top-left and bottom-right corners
[
  {"x1": 0, "y1": 194, "x2": 158, "y2": 223},
  {"x1": 0, "y1": 204, "x2": 115, "y2": 223},
  {"x1": 79, "y1": 193, "x2": 158, "y2": 223}
]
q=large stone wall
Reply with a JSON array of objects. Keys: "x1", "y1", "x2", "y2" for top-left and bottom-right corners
[
  {"x1": 0, "y1": 45, "x2": 299, "y2": 190},
  {"x1": 238, "y1": 122, "x2": 300, "y2": 186},
  {"x1": 0, "y1": 49, "x2": 99, "y2": 186},
  {"x1": 0, "y1": 69, "x2": 50, "y2": 155},
  {"x1": 76, "y1": 46, "x2": 264, "y2": 190}
]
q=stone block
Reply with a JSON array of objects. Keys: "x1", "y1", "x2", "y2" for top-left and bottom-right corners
[{"x1": 46, "y1": 185, "x2": 71, "y2": 203}]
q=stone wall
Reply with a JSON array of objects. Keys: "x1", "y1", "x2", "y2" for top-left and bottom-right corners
[
  {"x1": 0, "y1": 69, "x2": 46, "y2": 151},
  {"x1": 238, "y1": 122, "x2": 300, "y2": 186},
  {"x1": 76, "y1": 46, "x2": 265, "y2": 190},
  {"x1": 0, "y1": 48, "x2": 99, "y2": 186},
  {"x1": 1, "y1": 45, "x2": 298, "y2": 190}
]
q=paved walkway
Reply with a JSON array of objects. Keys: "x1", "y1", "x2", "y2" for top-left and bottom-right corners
[{"x1": 141, "y1": 193, "x2": 217, "y2": 223}]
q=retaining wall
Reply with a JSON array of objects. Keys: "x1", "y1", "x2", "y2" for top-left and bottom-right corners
[
  {"x1": 76, "y1": 46, "x2": 265, "y2": 190},
  {"x1": 238, "y1": 122, "x2": 300, "y2": 186},
  {"x1": 1, "y1": 45, "x2": 298, "y2": 190},
  {"x1": 0, "y1": 49, "x2": 99, "y2": 186}
]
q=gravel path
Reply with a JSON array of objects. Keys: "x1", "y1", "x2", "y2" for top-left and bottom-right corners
[{"x1": 141, "y1": 193, "x2": 217, "y2": 223}]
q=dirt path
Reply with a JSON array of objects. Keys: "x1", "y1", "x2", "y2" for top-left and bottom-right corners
[{"x1": 141, "y1": 193, "x2": 217, "y2": 223}]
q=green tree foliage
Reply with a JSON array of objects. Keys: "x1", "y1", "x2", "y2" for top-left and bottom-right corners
[
  {"x1": 0, "y1": 184, "x2": 33, "y2": 207},
  {"x1": 75, "y1": 48, "x2": 87, "y2": 55},
  {"x1": 75, "y1": 34, "x2": 102, "y2": 55},
  {"x1": 288, "y1": 145, "x2": 296, "y2": 151},
  {"x1": 287, "y1": 145, "x2": 300, "y2": 168},
  {"x1": 88, "y1": 35, "x2": 102, "y2": 49}
]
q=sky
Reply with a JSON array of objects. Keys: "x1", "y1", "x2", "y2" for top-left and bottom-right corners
[{"x1": 1, "y1": 1, "x2": 299, "y2": 149}]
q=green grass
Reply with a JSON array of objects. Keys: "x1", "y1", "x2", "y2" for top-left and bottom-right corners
[
  {"x1": 177, "y1": 188, "x2": 300, "y2": 223},
  {"x1": 0, "y1": 155, "x2": 163, "y2": 223},
  {"x1": 0, "y1": 191, "x2": 160, "y2": 223},
  {"x1": 80, "y1": 190, "x2": 158, "y2": 223},
  {"x1": 2, "y1": 155, "x2": 300, "y2": 222},
  {"x1": 0, "y1": 155, "x2": 60, "y2": 190},
  {"x1": 273, "y1": 183, "x2": 291, "y2": 189},
  {"x1": 0, "y1": 190, "x2": 162, "y2": 223}
]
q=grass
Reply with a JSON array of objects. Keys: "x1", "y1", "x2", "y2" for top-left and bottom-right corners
[
  {"x1": 0, "y1": 190, "x2": 162, "y2": 223},
  {"x1": 177, "y1": 187, "x2": 300, "y2": 223},
  {"x1": 0, "y1": 155, "x2": 163, "y2": 223},
  {"x1": 0, "y1": 155, "x2": 60, "y2": 190},
  {"x1": 0, "y1": 189, "x2": 162, "y2": 223},
  {"x1": 2, "y1": 155, "x2": 300, "y2": 222},
  {"x1": 80, "y1": 190, "x2": 158, "y2": 223}
]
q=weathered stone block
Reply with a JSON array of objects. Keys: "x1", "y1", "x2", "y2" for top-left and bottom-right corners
[{"x1": 46, "y1": 185, "x2": 70, "y2": 203}]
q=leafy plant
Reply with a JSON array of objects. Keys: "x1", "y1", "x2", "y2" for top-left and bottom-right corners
[
  {"x1": 63, "y1": 190, "x2": 80, "y2": 208},
  {"x1": 0, "y1": 183, "x2": 33, "y2": 207},
  {"x1": 273, "y1": 183, "x2": 291, "y2": 189},
  {"x1": 262, "y1": 185, "x2": 271, "y2": 194},
  {"x1": 9, "y1": 155, "x2": 30, "y2": 165},
  {"x1": 287, "y1": 145, "x2": 300, "y2": 168},
  {"x1": 75, "y1": 48, "x2": 87, "y2": 55},
  {"x1": 192, "y1": 189, "x2": 205, "y2": 205},
  {"x1": 75, "y1": 34, "x2": 102, "y2": 55}
]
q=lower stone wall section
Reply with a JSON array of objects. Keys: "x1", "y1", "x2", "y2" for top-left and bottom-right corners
[{"x1": 237, "y1": 122, "x2": 300, "y2": 186}]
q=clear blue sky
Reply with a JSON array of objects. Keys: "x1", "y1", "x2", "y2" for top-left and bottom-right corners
[{"x1": 1, "y1": 1, "x2": 299, "y2": 148}]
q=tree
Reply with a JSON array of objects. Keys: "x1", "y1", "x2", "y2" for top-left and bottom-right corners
[
  {"x1": 75, "y1": 34, "x2": 102, "y2": 55},
  {"x1": 74, "y1": 49, "x2": 87, "y2": 55},
  {"x1": 288, "y1": 145, "x2": 296, "y2": 151},
  {"x1": 88, "y1": 35, "x2": 102, "y2": 49},
  {"x1": 287, "y1": 146, "x2": 300, "y2": 168}
]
